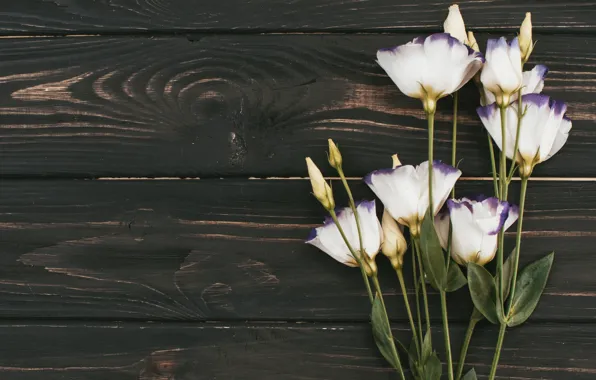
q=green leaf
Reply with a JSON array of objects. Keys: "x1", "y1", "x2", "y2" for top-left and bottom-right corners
[
  {"x1": 421, "y1": 330, "x2": 432, "y2": 363},
  {"x1": 467, "y1": 263, "x2": 499, "y2": 324},
  {"x1": 445, "y1": 260, "x2": 467, "y2": 292},
  {"x1": 507, "y1": 252, "x2": 554, "y2": 327},
  {"x1": 463, "y1": 368, "x2": 478, "y2": 380},
  {"x1": 423, "y1": 352, "x2": 442, "y2": 380},
  {"x1": 419, "y1": 210, "x2": 446, "y2": 290},
  {"x1": 371, "y1": 294, "x2": 401, "y2": 369},
  {"x1": 407, "y1": 338, "x2": 422, "y2": 379}
]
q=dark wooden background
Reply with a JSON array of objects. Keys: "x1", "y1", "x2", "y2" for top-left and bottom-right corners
[{"x1": 0, "y1": 1, "x2": 595, "y2": 378}]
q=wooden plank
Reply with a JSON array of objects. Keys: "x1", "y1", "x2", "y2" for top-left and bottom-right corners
[
  {"x1": 1, "y1": 1, "x2": 596, "y2": 33},
  {"x1": 0, "y1": 34, "x2": 594, "y2": 179},
  {"x1": 0, "y1": 322, "x2": 593, "y2": 379},
  {"x1": 0, "y1": 179, "x2": 593, "y2": 321}
]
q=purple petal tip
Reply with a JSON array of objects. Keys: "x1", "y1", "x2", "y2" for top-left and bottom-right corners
[
  {"x1": 433, "y1": 160, "x2": 459, "y2": 175},
  {"x1": 477, "y1": 103, "x2": 497, "y2": 119},
  {"x1": 523, "y1": 93, "x2": 550, "y2": 108},
  {"x1": 306, "y1": 228, "x2": 318, "y2": 242}
]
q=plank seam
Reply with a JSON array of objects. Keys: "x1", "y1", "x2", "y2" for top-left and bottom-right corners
[{"x1": 0, "y1": 28, "x2": 595, "y2": 39}]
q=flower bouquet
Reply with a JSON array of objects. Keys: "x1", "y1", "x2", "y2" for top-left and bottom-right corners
[{"x1": 304, "y1": 5, "x2": 571, "y2": 379}]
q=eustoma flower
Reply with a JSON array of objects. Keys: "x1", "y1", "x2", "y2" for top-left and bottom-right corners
[
  {"x1": 435, "y1": 197, "x2": 519, "y2": 266},
  {"x1": 376, "y1": 33, "x2": 484, "y2": 113},
  {"x1": 306, "y1": 200, "x2": 382, "y2": 267},
  {"x1": 477, "y1": 94, "x2": 572, "y2": 177},
  {"x1": 481, "y1": 37, "x2": 523, "y2": 106},
  {"x1": 482, "y1": 65, "x2": 548, "y2": 106},
  {"x1": 364, "y1": 160, "x2": 461, "y2": 235}
]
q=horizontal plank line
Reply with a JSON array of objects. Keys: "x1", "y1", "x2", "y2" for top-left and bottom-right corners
[
  {"x1": 0, "y1": 28, "x2": 595, "y2": 39},
  {"x1": 3, "y1": 175, "x2": 596, "y2": 182},
  {"x1": 0, "y1": 317, "x2": 592, "y2": 325},
  {"x1": 88, "y1": 176, "x2": 596, "y2": 182}
]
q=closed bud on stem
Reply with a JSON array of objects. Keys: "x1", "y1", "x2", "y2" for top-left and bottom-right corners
[
  {"x1": 327, "y1": 139, "x2": 343, "y2": 169},
  {"x1": 381, "y1": 211, "x2": 408, "y2": 270},
  {"x1": 305, "y1": 157, "x2": 335, "y2": 210},
  {"x1": 467, "y1": 31, "x2": 479, "y2": 52},
  {"x1": 519, "y1": 12, "x2": 533, "y2": 64},
  {"x1": 391, "y1": 154, "x2": 401, "y2": 168},
  {"x1": 443, "y1": 4, "x2": 468, "y2": 44}
]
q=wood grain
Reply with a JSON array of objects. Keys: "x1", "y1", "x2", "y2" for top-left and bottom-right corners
[
  {"x1": 1, "y1": 179, "x2": 594, "y2": 321},
  {"x1": 0, "y1": 322, "x2": 593, "y2": 379},
  {"x1": 0, "y1": 0, "x2": 595, "y2": 33},
  {"x1": 0, "y1": 34, "x2": 594, "y2": 179}
]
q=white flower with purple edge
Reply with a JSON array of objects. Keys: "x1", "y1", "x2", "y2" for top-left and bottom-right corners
[
  {"x1": 376, "y1": 33, "x2": 484, "y2": 112},
  {"x1": 306, "y1": 200, "x2": 382, "y2": 267},
  {"x1": 480, "y1": 37, "x2": 523, "y2": 106},
  {"x1": 364, "y1": 160, "x2": 461, "y2": 234},
  {"x1": 435, "y1": 196, "x2": 519, "y2": 266},
  {"x1": 477, "y1": 94, "x2": 572, "y2": 176},
  {"x1": 482, "y1": 65, "x2": 548, "y2": 106}
]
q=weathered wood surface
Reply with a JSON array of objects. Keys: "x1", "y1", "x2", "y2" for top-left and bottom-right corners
[
  {"x1": 0, "y1": 34, "x2": 594, "y2": 179},
  {"x1": 1, "y1": 179, "x2": 593, "y2": 321},
  {"x1": 1, "y1": 1, "x2": 596, "y2": 33},
  {"x1": 0, "y1": 322, "x2": 593, "y2": 379}
]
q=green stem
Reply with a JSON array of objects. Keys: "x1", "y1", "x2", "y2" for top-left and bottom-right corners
[
  {"x1": 329, "y1": 210, "x2": 374, "y2": 304},
  {"x1": 397, "y1": 270, "x2": 421, "y2": 357},
  {"x1": 428, "y1": 111, "x2": 435, "y2": 215},
  {"x1": 488, "y1": 323, "x2": 507, "y2": 380},
  {"x1": 487, "y1": 133, "x2": 499, "y2": 197},
  {"x1": 414, "y1": 238, "x2": 432, "y2": 341},
  {"x1": 508, "y1": 90, "x2": 524, "y2": 181},
  {"x1": 496, "y1": 105, "x2": 509, "y2": 314},
  {"x1": 372, "y1": 275, "x2": 407, "y2": 380},
  {"x1": 411, "y1": 243, "x2": 424, "y2": 345},
  {"x1": 499, "y1": 105, "x2": 508, "y2": 201},
  {"x1": 506, "y1": 176, "x2": 529, "y2": 314},
  {"x1": 451, "y1": 92, "x2": 458, "y2": 198},
  {"x1": 440, "y1": 291, "x2": 454, "y2": 380},
  {"x1": 337, "y1": 166, "x2": 364, "y2": 254},
  {"x1": 455, "y1": 316, "x2": 478, "y2": 380}
]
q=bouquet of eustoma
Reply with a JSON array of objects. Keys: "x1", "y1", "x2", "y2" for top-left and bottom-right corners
[{"x1": 304, "y1": 5, "x2": 571, "y2": 379}]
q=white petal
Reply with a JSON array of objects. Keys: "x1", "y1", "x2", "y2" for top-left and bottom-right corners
[
  {"x1": 306, "y1": 217, "x2": 358, "y2": 267},
  {"x1": 477, "y1": 103, "x2": 517, "y2": 161},
  {"x1": 476, "y1": 235, "x2": 499, "y2": 265},
  {"x1": 473, "y1": 197, "x2": 510, "y2": 235},
  {"x1": 365, "y1": 166, "x2": 421, "y2": 226},
  {"x1": 356, "y1": 200, "x2": 383, "y2": 260},
  {"x1": 416, "y1": 161, "x2": 462, "y2": 218},
  {"x1": 377, "y1": 42, "x2": 425, "y2": 99},
  {"x1": 517, "y1": 94, "x2": 551, "y2": 162},
  {"x1": 546, "y1": 116, "x2": 572, "y2": 160},
  {"x1": 504, "y1": 205, "x2": 519, "y2": 231},
  {"x1": 448, "y1": 199, "x2": 485, "y2": 265},
  {"x1": 521, "y1": 65, "x2": 548, "y2": 95},
  {"x1": 422, "y1": 34, "x2": 482, "y2": 96},
  {"x1": 481, "y1": 37, "x2": 522, "y2": 96},
  {"x1": 434, "y1": 211, "x2": 450, "y2": 250}
]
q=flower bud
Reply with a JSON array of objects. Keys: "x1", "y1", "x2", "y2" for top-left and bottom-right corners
[
  {"x1": 443, "y1": 4, "x2": 468, "y2": 44},
  {"x1": 306, "y1": 157, "x2": 335, "y2": 210},
  {"x1": 519, "y1": 12, "x2": 533, "y2": 63},
  {"x1": 327, "y1": 139, "x2": 343, "y2": 169},
  {"x1": 391, "y1": 154, "x2": 401, "y2": 168},
  {"x1": 381, "y1": 211, "x2": 408, "y2": 270},
  {"x1": 467, "y1": 31, "x2": 479, "y2": 52}
]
